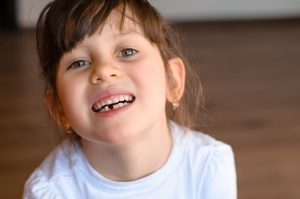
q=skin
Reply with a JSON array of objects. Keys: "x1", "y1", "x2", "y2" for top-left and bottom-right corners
[{"x1": 47, "y1": 10, "x2": 185, "y2": 181}]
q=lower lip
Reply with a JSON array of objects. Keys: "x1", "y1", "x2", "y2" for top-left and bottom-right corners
[{"x1": 93, "y1": 101, "x2": 134, "y2": 117}]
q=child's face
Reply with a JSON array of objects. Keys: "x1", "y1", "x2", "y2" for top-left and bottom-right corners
[{"x1": 54, "y1": 11, "x2": 170, "y2": 144}]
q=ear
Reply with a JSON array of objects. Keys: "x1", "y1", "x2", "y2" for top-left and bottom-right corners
[
  {"x1": 44, "y1": 89, "x2": 70, "y2": 129},
  {"x1": 166, "y1": 57, "x2": 186, "y2": 103}
]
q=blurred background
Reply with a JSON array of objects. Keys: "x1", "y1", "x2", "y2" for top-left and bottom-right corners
[{"x1": 0, "y1": 0, "x2": 299, "y2": 198}]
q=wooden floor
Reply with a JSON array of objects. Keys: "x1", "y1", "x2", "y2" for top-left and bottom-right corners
[{"x1": 1, "y1": 19, "x2": 300, "y2": 199}]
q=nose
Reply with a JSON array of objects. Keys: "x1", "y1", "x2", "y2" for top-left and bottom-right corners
[{"x1": 90, "y1": 61, "x2": 123, "y2": 84}]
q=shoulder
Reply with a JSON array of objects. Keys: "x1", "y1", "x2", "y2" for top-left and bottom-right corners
[
  {"x1": 182, "y1": 128, "x2": 236, "y2": 179},
  {"x1": 171, "y1": 122, "x2": 234, "y2": 161},
  {"x1": 23, "y1": 169, "x2": 59, "y2": 199},
  {"x1": 171, "y1": 122, "x2": 237, "y2": 198},
  {"x1": 170, "y1": 122, "x2": 235, "y2": 177},
  {"x1": 186, "y1": 128, "x2": 234, "y2": 160},
  {"x1": 23, "y1": 140, "x2": 80, "y2": 198}
]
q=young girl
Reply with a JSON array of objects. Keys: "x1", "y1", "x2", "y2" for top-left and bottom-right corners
[{"x1": 24, "y1": 0, "x2": 236, "y2": 198}]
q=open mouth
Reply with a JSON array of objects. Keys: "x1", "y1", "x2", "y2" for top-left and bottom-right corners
[{"x1": 91, "y1": 95, "x2": 136, "y2": 113}]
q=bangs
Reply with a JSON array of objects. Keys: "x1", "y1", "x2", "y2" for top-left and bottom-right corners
[
  {"x1": 62, "y1": 0, "x2": 167, "y2": 53},
  {"x1": 63, "y1": 0, "x2": 122, "y2": 52}
]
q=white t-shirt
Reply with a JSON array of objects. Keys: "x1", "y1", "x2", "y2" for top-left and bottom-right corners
[{"x1": 23, "y1": 122, "x2": 237, "y2": 199}]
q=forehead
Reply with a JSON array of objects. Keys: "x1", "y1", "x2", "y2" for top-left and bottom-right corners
[{"x1": 97, "y1": 6, "x2": 143, "y2": 36}]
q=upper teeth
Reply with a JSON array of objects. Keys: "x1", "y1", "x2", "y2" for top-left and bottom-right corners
[{"x1": 92, "y1": 95, "x2": 134, "y2": 112}]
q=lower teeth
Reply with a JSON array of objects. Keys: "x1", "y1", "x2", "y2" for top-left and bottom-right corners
[{"x1": 100, "y1": 102, "x2": 127, "y2": 112}]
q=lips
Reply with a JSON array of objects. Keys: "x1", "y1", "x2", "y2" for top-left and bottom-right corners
[{"x1": 91, "y1": 94, "x2": 136, "y2": 113}]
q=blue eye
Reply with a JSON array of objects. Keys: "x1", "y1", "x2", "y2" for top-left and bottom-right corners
[
  {"x1": 117, "y1": 48, "x2": 138, "y2": 58},
  {"x1": 68, "y1": 60, "x2": 91, "y2": 69}
]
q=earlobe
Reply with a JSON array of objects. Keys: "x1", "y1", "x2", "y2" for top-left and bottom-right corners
[
  {"x1": 166, "y1": 57, "x2": 186, "y2": 103},
  {"x1": 44, "y1": 89, "x2": 70, "y2": 129}
]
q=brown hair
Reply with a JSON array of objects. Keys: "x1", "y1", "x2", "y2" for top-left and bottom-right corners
[{"x1": 36, "y1": 0, "x2": 205, "y2": 136}]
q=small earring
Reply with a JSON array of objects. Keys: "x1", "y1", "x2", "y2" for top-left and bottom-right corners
[
  {"x1": 172, "y1": 101, "x2": 179, "y2": 110},
  {"x1": 65, "y1": 127, "x2": 73, "y2": 134}
]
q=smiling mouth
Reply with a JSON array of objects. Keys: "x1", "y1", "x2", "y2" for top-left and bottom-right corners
[{"x1": 91, "y1": 95, "x2": 136, "y2": 113}]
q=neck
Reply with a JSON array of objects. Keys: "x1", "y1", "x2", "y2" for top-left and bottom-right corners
[{"x1": 81, "y1": 120, "x2": 172, "y2": 181}]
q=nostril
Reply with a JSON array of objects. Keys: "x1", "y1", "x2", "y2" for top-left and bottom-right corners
[
  {"x1": 90, "y1": 66, "x2": 122, "y2": 83},
  {"x1": 93, "y1": 77, "x2": 102, "y2": 83},
  {"x1": 109, "y1": 72, "x2": 118, "y2": 77}
]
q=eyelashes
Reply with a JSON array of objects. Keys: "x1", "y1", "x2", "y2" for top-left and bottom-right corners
[
  {"x1": 117, "y1": 48, "x2": 138, "y2": 58},
  {"x1": 67, "y1": 48, "x2": 139, "y2": 70},
  {"x1": 68, "y1": 60, "x2": 91, "y2": 69}
]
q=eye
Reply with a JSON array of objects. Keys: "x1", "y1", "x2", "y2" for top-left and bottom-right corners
[
  {"x1": 68, "y1": 60, "x2": 91, "y2": 69},
  {"x1": 117, "y1": 48, "x2": 138, "y2": 58}
]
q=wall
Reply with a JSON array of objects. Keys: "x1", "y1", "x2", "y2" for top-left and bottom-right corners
[
  {"x1": 150, "y1": 0, "x2": 300, "y2": 21},
  {"x1": 17, "y1": 0, "x2": 50, "y2": 28},
  {"x1": 17, "y1": 0, "x2": 300, "y2": 28}
]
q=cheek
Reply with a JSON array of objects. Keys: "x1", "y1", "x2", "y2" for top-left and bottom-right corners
[
  {"x1": 56, "y1": 77, "x2": 88, "y2": 122},
  {"x1": 131, "y1": 57, "x2": 167, "y2": 100}
]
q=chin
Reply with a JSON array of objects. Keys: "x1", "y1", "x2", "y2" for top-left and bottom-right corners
[{"x1": 95, "y1": 129, "x2": 138, "y2": 146}]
